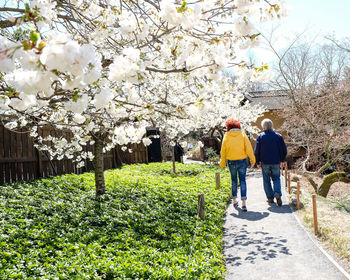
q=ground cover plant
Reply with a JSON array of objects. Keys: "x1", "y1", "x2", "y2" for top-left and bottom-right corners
[{"x1": 0, "y1": 163, "x2": 231, "y2": 279}]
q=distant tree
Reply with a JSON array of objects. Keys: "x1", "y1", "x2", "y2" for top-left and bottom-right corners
[{"x1": 265, "y1": 35, "x2": 350, "y2": 197}]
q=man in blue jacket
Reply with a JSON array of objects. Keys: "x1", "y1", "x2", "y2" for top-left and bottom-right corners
[{"x1": 254, "y1": 119, "x2": 287, "y2": 206}]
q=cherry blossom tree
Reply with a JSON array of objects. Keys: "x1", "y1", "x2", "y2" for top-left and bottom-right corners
[{"x1": 0, "y1": 0, "x2": 287, "y2": 194}]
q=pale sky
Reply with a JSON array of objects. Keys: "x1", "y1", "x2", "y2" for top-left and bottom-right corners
[
  {"x1": 281, "y1": 0, "x2": 350, "y2": 38},
  {"x1": 251, "y1": 0, "x2": 350, "y2": 64}
]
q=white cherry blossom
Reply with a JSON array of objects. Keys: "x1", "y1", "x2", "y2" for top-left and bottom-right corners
[{"x1": 0, "y1": 0, "x2": 286, "y2": 193}]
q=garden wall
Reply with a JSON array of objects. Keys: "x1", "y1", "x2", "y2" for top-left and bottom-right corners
[{"x1": 0, "y1": 123, "x2": 148, "y2": 184}]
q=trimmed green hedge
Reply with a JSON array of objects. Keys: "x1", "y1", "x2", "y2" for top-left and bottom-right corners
[{"x1": 0, "y1": 163, "x2": 231, "y2": 279}]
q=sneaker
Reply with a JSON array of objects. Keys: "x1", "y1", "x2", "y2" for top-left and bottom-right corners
[
  {"x1": 275, "y1": 194, "x2": 282, "y2": 206},
  {"x1": 233, "y1": 201, "x2": 239, "y2": 208},
  {"x1": 242, "y1": 205, "x2": 247, "y2": 212}
]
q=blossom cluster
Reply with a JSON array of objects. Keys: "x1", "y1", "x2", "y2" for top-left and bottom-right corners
[
  {"x1": 1, "y1": 32, "x2": 101, "y2": 113},
  {"x1": 0, "y1": 0, "x2": 288, "y2": 165}
]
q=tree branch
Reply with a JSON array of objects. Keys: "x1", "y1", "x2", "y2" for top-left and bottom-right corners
[
  {"x1": 317, "y1": 144, "x2": 350, "y2": 175},
  {"x1": 0, "y1": 7, "x2": 25, "y2": 13},
  {"x1": 0, "y1": 17, "x2": 24, "y2": 28}
]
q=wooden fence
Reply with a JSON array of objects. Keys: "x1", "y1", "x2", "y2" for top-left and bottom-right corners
[{"x1": 0, "y1": 123, "x2": 148, "y2": 185}]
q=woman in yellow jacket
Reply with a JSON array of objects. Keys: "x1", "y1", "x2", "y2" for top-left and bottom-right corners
[{"x1": 220, "y1": 118, "x2": 255, "y2": 212}]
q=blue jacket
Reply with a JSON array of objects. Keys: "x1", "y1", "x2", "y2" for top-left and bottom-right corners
[{"x1": 254, "y1": 130, "x2": 287, "y2": 164}]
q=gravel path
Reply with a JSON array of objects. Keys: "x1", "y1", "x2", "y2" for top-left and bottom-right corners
[{"x1": 223, "y1": 171, "x2": 348, "y2": 280}]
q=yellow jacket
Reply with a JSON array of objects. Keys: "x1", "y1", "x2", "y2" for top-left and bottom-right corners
[{"x1": 219, "y1": 130, "x2": 256, "y2": 169}]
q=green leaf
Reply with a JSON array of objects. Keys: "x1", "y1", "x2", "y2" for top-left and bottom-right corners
[
  {"x1": 24, "y1": 3, "x2": 30, "y2": 11},
  {"x1": 176, "y1": 1, "x2": 188, "y2": 13},
  {"x1": 21, "y1": 39, "x2": 31, "y2": 50},
  {"x1": 250, "y1": 33, "x2": 261, "y2": 40},
  {"x1": 72, "y1": 91, "x2": 80, "y2": 102},
  {"x1": 30, "y1": 30, "x2": 40, "y2": 44}
]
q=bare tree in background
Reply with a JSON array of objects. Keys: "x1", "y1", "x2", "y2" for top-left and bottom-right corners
[{"x1": 265, "y1": 34, "x2": 350, "y2": 197}]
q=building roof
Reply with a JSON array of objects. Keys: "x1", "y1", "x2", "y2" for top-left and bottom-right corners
[{"x1": 245, "y1": 90, "x2": 290, "y2": 110}]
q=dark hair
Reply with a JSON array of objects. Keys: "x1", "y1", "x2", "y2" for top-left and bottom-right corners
[{"x1": 225, "y1": 118, "x2": 241, "y2": 131}]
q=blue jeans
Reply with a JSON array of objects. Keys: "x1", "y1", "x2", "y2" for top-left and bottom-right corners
[
  {"x1": 228, "y1": 159, "x2": 248, "y2": 200},
  {"x1": 262, "y1": 164, "x2": 282, "y2": 199}
]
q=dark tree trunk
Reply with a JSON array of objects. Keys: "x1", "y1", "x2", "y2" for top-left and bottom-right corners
[
  {"x1": 93, "y1": 137, "x2": 105, "y2": 195},
  {"x1": 172, "y1": 159, "x2": 176, "y2": 174}
]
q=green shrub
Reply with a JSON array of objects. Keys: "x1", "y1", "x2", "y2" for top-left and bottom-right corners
[
  {"x1": 205, "y1": 147, "x2": 219, "y2": 164},
  {"x1": 0, "y1": 163, "x2": 231, "y2": 279}
]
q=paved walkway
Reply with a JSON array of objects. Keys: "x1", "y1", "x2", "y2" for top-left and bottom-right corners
[
  {"x1": 223, "y1": 172, "x2": 348, "y2": 280},
  {"x1": 183, "y1": 156, "x2": 205, "y2": 164}
]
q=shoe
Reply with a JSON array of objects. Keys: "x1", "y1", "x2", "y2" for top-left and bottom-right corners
[
  {"x1": 275, "y1": 194, "x2": 282, "y2": 206},
  {"x1": 242, "y1": 205, "x2": 247, "y2": 212},
  {"x1": 233, "y1": 201, "x2": 239, "y2": 208},
  {"x1": 266, "y1": 199, "x2": 274, "y2": 203}
]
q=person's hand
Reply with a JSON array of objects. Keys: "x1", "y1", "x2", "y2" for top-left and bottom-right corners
[
  {"x1": 280, "y1": 162, "x2": 285, "y2": 168},
  {"x1": 250, "y1": 164, "x2": 254, "y2": 168}
]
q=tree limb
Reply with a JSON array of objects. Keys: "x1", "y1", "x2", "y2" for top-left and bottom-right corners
[
  {"x1": 0, "y1": 7, "x2": 25, "y2": 13},
  {"x1": 317, "y1": 172, "x2": 350, "y2": 197},
  {"x1": 305, "y1": 175, "x2": 318, "y2": 192},
  {"x1": 317, "y1": 144, "x2": 350, "y2": 175}
]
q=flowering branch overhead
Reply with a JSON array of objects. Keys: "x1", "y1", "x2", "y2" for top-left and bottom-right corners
[{"x1": 0, "y1": 0, "x2": 287, "y2": 192}]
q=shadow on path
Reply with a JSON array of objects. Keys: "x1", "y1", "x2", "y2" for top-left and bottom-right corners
[
  {"x1": 224, "y1": 174, "x2": 349, "y2": 279},
  {"x1": 267, "y1": 205, "x2": 293, "y2": 214},
  {"x1": 230, "y1": 210, "x2": 269, "y2": 221},
  {"x1": 224, "y1": 225, "x2": 291, "y2": 267}
]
